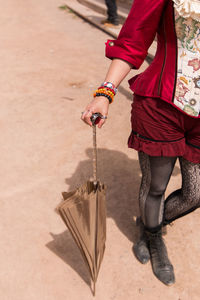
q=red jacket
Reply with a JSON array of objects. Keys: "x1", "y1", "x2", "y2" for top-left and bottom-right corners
[{"x1": 106, "y1": 0, "x2": 178, "y2": 105}]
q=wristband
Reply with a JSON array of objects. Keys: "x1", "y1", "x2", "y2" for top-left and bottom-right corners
[{"x1": 101, "y1": 81, "x2": 117, "y2": 94}]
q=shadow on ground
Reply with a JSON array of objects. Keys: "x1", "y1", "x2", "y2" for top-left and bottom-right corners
[{"x1": 46, "y1": 148, "x2": 180, "y2": 288}]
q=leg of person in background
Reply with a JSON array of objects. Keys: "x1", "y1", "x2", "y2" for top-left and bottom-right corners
[
  {"x1": 134, "y1": 152, "x2": 176, "y2": 285},
  {"x1": 102, "y1": 0, "x2": 119, "y2": 26}
]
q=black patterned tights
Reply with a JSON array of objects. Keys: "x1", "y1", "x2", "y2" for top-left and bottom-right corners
[{"x1": 138, "y1": 152, "x2": 200, "y2": 229}]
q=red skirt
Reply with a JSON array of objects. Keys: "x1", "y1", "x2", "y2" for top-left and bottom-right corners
[{"x1": 128, "y1": 94, "x2": 200, "y2": 163}]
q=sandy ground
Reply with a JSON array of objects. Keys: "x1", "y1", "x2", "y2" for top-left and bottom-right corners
[{"x1": 1, "y1": 0, "x2": 200, "y2": 299}]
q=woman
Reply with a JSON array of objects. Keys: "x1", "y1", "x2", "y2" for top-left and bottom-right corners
[{"x1": 81, "y1": 0, "x2": 200, "y2": 286}]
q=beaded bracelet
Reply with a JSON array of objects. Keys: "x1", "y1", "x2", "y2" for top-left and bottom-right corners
[
  {"x1": 96, "y1": 88, "x2": 115, "y2": 98},
  {"x1": 93, "y1": 91, "x2": 113, "y2": 103},
  {"x1": 98, "y1": 86, "x2": 116, "y2": 95},
  {"x1": 94, "y1": 92, "x2": 113, "y2": 104},
  {"x1": 93, "y1": 82, "x2": 117, "y2": 104},
  {"x1": 93, "y1": 89, "x2": 113, "y2": 103}
]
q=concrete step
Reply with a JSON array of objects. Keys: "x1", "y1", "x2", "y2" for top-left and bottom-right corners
[{"x1": 62, "y1": 0, "x2": 156, "y2": 61}]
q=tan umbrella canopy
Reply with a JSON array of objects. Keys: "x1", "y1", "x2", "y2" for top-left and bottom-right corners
[{"x1": 56, "y1": 114, "x2": 106, "y2": 295}]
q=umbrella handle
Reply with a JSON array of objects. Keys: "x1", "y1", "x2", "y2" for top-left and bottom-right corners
[{"x1": 91, "y1": 113, "x2": 102, "y2": 126}]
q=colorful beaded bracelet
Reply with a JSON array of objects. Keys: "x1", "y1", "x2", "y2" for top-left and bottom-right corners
[
  {"x1": 94, "y1": 88, "x2": 114, "y2": 103},
  {"x1": 96, "y1": 88, "x2": 115, "y2": 98},
  {"x1": 94, "y1": 91, "x2": 113, "y2": 104},
  {"x1": 93, "y1": 91, "x2": 114, "y2": 102},
  {"x1": 95, "y1": 92, "x2": 113, "y2": 104},
  {"x1": 98, "y1": 86, "x2": 116, "y2": 95}
]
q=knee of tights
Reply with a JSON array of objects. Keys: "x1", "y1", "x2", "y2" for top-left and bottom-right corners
[
  {"x1": 149, "y1": 181, "x2": 168, "y2": 197},
  {"x1": 148, "y1": 188, "x2": 165, "y2": 199}
]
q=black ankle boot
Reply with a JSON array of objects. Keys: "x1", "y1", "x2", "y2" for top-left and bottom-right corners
[
  {"x1": 145, "y1": 229, "x2": 175, "y2": 286},
  {"x1": 133, "y1": 217, "x2": 150, "y2": 264}
]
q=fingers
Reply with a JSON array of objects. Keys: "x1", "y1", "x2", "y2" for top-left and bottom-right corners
[
  {"x1": 81, "y1": 97, "x2": 109, "y2": 128},
  {"x1": 81, "y1": 110, "x2": 108, "y2": 128},
  {"x1": 81, "y1": 109, "x2": 93, "y2": 126},
  {"x1": 97, "y1": 118, "x2": 106, "y2": 128}
]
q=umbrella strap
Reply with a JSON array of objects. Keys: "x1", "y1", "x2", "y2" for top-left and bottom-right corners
[{"x1": 92, "y1": 125, "x2": 97, "y2": 183}]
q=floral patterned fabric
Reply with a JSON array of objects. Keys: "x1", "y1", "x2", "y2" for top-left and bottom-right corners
[
  {"x1": 174, "y1": 6, "x2": 200, "y2": 116},
  {"x1": 173, "y1": 0, "x2": 200, "y2": 22}
]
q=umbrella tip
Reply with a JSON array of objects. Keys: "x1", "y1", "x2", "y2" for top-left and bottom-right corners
[
  {"x1": 54, "y1": 207, "x2": 60, "y2": 215},
  {"x1": 92, "y1": 281, "x2": 96, "y2": 297}
]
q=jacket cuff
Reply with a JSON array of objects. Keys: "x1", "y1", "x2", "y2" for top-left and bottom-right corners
[{"x1": 105, "y1": 40, "x2": 146, "y2": 69}]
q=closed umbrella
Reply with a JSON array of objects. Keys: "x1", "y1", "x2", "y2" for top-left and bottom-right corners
[{"x1": 56, "y1": 114, "x2": 106, "y2": 295}]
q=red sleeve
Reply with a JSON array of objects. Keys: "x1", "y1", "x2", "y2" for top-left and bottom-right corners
[{"x1": 105, "y1": 0, "x2": 167, "y2": 68}]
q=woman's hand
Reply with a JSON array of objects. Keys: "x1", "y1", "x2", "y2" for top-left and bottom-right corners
[
  {"x1": 81, "y1": 96, "x2": 109, "y2": 128},
  {"x1": 81, "y1": 59, "x2": 132, "y2": 128}
]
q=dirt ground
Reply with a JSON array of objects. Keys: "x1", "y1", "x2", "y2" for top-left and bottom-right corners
[{"x1": 1, "y1": 0, "x2": 200, "y2": 299}]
